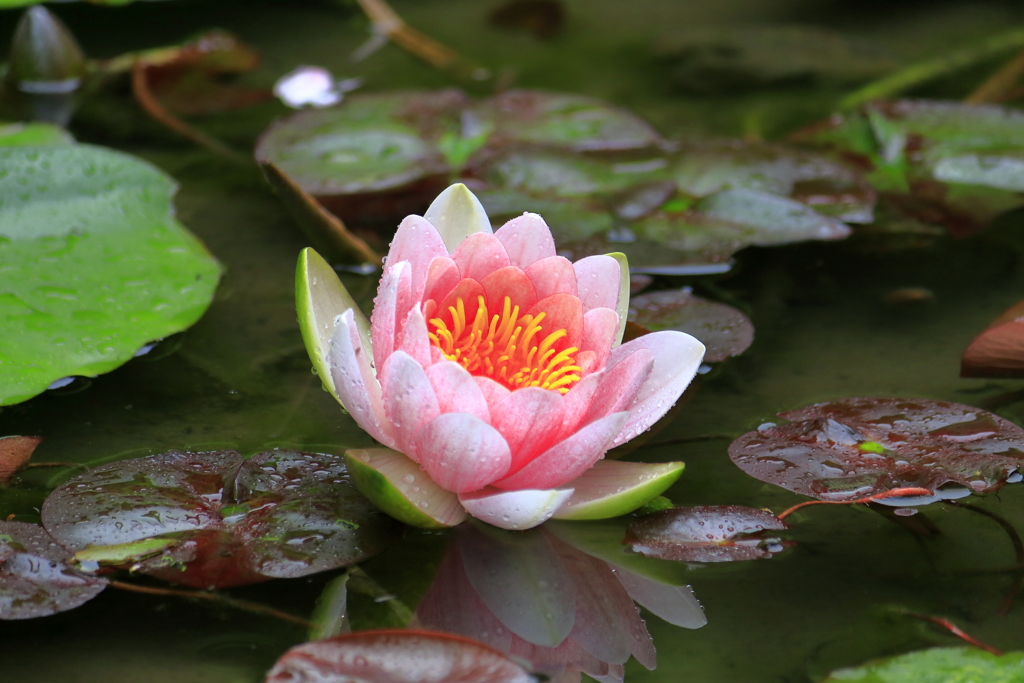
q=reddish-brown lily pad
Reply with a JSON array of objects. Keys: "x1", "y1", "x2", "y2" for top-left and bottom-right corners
[
  {"x1": 264, "y1": 629, "x2": 536, "y2": 683},
  {"x1": 625, "y1": 506, "x2": 789, "y2": 562},
  {"x1": 729, "y1": 398, "x2": 1024, "y2": 505},
  {"x1": 0, "y1": 521, "x2": 107, "y2": 620},
  {"x1": 0, "y1": 435, "x2": 42, "y2": 485},
  {"x1": 628, "y1": 288, "x2": 754, "y2": 362},
  {"x1": 41, "y1": 449, "x2": 400, "y2": 589},
  {"x1": 961, "y1": 299, "x2": 1024, "y2": 378}
]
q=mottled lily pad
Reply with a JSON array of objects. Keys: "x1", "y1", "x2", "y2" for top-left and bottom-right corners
[
  {"x1": 265, "y1": 630, "x2": 536, "y2": 683},
  {"x1": 821, "y1": 647, "x2": 1024, "y2": 683},
  {"x1": 625, "y1": 506, "x2": 789, "y2": 562},
  {"x1": 0, "y1": 521, "x2": 107, "y2": 620},
  {"x1": 629, "y1": 288, "x2": 753, "y2": 362},
  {"x1": 0, "y1": 144, "x2": 221, "y2": 405},
  {"x1": 41, "y1": 449, "x2": 400, "y2": 588},
  {"x1": 729, "y1": 398, "x2": 1024, "y2": 505}
]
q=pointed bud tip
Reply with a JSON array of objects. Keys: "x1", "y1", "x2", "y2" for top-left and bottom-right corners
[
  {"x1": 9, "y1": 5, "x2": 85, "y2": 86},
  {"x1": 424, "y1": 183, "x2": 492, "y2": 252}
]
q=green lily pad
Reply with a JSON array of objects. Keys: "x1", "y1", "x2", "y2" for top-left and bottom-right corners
[
  {"x1": 629, "y1": 288, "x2": 754, "y2": 362},
  {"x1": 552, "y1": 460, "x2": 685, "y2": 520},
  {"x1": 821, "y1": 647, "x2": 1024, "y2": 683},
  {"x1": 0, "y1": 144, "x2": 221, "y2": 405},
  {"x1": 0, "y1": 122, "x2": 73, "y2": 147},
  {"x1": 345, "y1": 448, "x2": 467, "y2": 530}
]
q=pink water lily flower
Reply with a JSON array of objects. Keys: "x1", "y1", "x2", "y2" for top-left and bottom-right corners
[{"x1": 299, "y1": 184, "x2": 704, "y2": 530}]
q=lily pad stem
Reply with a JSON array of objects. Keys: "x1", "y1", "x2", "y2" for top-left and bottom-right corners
[
  {"x1": 901, "y1": 612, "x2": 1003, "y2": 655},
  {"x1": 948, "y1": 501, "x2": 1024, "y2": 616},
  {"x1": 776, "y1": 487, "x2": 935, "y2": 521}
]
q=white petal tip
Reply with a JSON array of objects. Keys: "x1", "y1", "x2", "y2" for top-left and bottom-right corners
[
  {"x1": 459, "y1": 488, "x2": 574, "y2": 530},
  {"x1": 424, "y1": 183, "x2": 492, "y2": 251}
]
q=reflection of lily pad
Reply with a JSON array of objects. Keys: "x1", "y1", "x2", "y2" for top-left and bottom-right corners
[
  {"x1": 821, "y1": 647, "x2": 1024, "y2": 683},
  {"x1": 629, "y1": 288, "x2": 753, "y2": 362},
  {"x1": 41, "y1": 449, "x2": 401, "y2": 588},
  {"x1": 0, "y1": 144, "x2": 221, "y2": 405},
  {"x1": 729, "y1": 398, "x2": 1024, "y2": 505},
  {"x1": 266, "y1": 630, "x2": 536, "y2": 683},
  {"x1": 625, "y1": 506, "x2": 789, "y2": 562},
  {"x1": 0, "y1": 521, "x2": 107, "y2": 620}
]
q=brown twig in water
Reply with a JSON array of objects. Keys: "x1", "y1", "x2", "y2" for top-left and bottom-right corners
[
  {"x1": 131, "y1": 61, "x2": 246, "y2": 163},
  {"x1": 903, "y1": 612, "x2": 1003, "y2": 655},
  {"x1": 351, "y1": 0, "x2": 487, "y2": 79},
  {"x1": 776, "y1": 487, "x2": 935, "y2": 522},
  {"x1": 948, "y1": 501, "x2": 1024, "y2": 615},
  {"x1": 966, "y1": 47, "x2": 1024, "y2": 104},
  {"x1": 109, "y1": 580, "x2": 312, "y2": 628}
]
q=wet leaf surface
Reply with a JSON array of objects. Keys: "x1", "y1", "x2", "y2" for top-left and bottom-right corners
[
  {"x1": 628, "y1": 288, "x2": 753, "y2": 362},
  {"x1": 729, "y1": 398, "x2": 1024, "y2": 504},
  {"x1": 0, "y1": 144, "x2": 221, "y2": 406},
  {"x1": 820, "y1": 647, "x2": 1024, "y2": 683},
  {"x1": 625, "y1": 506, "x2": 789, "y2": 562},
  {"x1": 0, "y1": 122, "x2": 73, "y2": 147},
  {"x1": 0, "y1": 435, "x2": 42, "y2": 484},
  {"x1": 0, "y1": 521, "x2": 107, "y2": 620},
  {"x1": 41, "y1": 449, "x2": 401, "y2": 588},
  {"x1": 264, "y1": 629, "x2": 536, "y2": 683}
]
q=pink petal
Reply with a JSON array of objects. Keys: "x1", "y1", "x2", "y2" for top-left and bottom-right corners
[
  {"x1": 493, "y1": 412, "x2": 628, "y2": 490},
  {"x1": 573, "y1": 255, "x2": 621, "y2": 314},
  {"x1": 435, "y1": 278, "x2": 487, "y2": 331},
  {"x1": 580, "y1": 307, "x2": 620, "y2": 371},
  {"x1": 525, "y1": 256, "x2": 578, "y2": 300},
  {"x1": 459, "y1": 487, "x2": 574, "y2": 530},
  {"x1": 380, "y1": 350, "x2": 440, "y2": 461},
  {"x1": 328, "y1": 310, "x2": 396, "y2": 449},
  {"x1": 416, "y1": 413, "x2": 511, "y2": 493},
  {"x1": 474, "y1": 376, "x2": 512, "y2": 412},
  {"x1": 559, "y1": 372, "x2": 601, "y2": 437},
  {"x1": 491, "y1": 387, "x2": 565, "y2": 473},
  {"x1": 480, "y1": 266, "x2": 538, "y2": 314},
  {"x1": 422, "y1": 256, "x2": 462, "y2": 309},
  {"x1": 426, "y1": 361, "x2": 491, "y2": 422},
  {"x1": 398, "y1": 305, "x2": 432, "y2": 368},
  {"x1": 384, "y1": 215, "x2": 448, "y2": 298},
  {"x1": 615, "y1": 569, "x2": 706, "y2": 629},
  {"x1": 452, "y1": 232, "x2": 511, "y2": 282},
  {"x1": 605, "y1": 331, "x2": 705, "y2": 447},
  {"x1": 581, "y1": 348, "x2": 653, "y2": 426},
  {"x1": 527, "y1": 293, "x2": 584, "y2": 351},
  {"x1": 370, "y1": 260, "x2": 414, "y2": 369},
  {"x1": 494, "y1": 213, "x2": 557, "y2": 269}
]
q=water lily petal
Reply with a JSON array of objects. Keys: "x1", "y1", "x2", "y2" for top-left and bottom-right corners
[
  {"x1": 459, "y1": 487, "x2": 574, "y2": 530},
  {"x1": 607, "y1": 252, "x2": 630, "y2": 346},
  {"x1": 329, "y1": 309, "x2": 396, "y2": 448},
  {"x1": 385, "y1": 215, "x2": 449, "y2": 298},
  {"x1": 582, "y1": 348, "x2": 653, "y2": 426},
  {"x1": 474, "y1": 376, "x2": 512, "y2": 412},
  {"x1": 452, "y1": 232, "x2": 511, "y2": 282},
  {"x1": 525, "y1": 255, "x2": 578, "y2": 299},
  {"x1": 491, "y1": 387, "x2": 565, "y2": 473},
  {"x1": 398, "y1": 305, "x2": 432, "y2": 368},
  {"x1": 580, "y1": 307, "x2": 620, "y2": 371},
  {"x1": 435, "y1": 278, "x2": 487, "y2": 331},
  {"x1": 480, "y1": 266, "x2": 538, "y2": 314},
  {"x1": 494, "y1": 412, "x2": 628, "y2": 491},
  {"x1": 606, "y1": 331, "x2": 704, "y2": 447},
  {"x1": 494, "y1": 212, "x2": 557, "y2": 268},
  {"x1": 424, "y1": 182, "x2": 493, "y2": 252},
  {"x1": 615, "y1": 569, "x2": 706, "y2": 629},
  {"x1": 556, "y1": 547, "x2": 633, "y2": 666},
  {"x1": 527, "y1": 293, "x2": 584, "y2": 350},
  {"x1": 370, "y1": 260, "x2": 414, "y2": 369},
  {"x1": 426, "y1": 361, "x2": 491, "y2": 422},
  {"x1": 422, "y1": 256, "x2": 462, "y2": 309},
  {"x1": 573, "y1": 255, "x2": 621, "y2": 315},
  {"x1": 416, "y1": 413, "x2": 511, "y2": 493},
  {"x1": 380, "y1": 350, "x2": 440, "y2": 460}
]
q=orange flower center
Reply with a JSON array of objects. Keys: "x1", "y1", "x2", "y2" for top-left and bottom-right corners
[{"x1": 428, "y1": 295, "x2": 582, "y2": 394}]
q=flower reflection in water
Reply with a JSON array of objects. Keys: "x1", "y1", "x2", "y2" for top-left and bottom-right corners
[{"x1": 416, "y1": 523, "x2": 706, "y2": 683}]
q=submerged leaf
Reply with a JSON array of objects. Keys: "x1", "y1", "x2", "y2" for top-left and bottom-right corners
[
  {"x1": 0, "y1": 521, "x2": 107, "y2": 620},
  {"x1": 729, "y1": 398, "x2": 1024, "y2": 505},
  {"x1": 265, "y1": 629, "x2": 536, "y2": 683},
  {"x1": 629, "y1": 289, "x2": 753, "y2": 362},
  {"x1": 625, "y1": 506, "x2": 789, "y2": 562},
  {"x1": 41, "y1": 449, "x2": 401, "y2": 588},
  {"x1": 0, "y1": 144, "x2": 221, "y2": 405}
]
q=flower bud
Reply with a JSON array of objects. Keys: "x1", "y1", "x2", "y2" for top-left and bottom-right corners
[{"x1": 8, "y1": 6, "x2": 85, "y2": 91}]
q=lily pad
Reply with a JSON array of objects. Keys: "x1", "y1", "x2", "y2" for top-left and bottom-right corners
[
  {"x1": 264, "y1": 630, "x2": 536, "y2": 683},
  {"x1": 625, "y1": 506, "x2": 790, "y2": 562},
  {"x1": 0, "y1": 521, "x2": 107, "y2": 620},
  {"x1": 0, "y1": 122, "x2": 73, "y2": 147},
  {"x1": 728, "y1": 398, "x2": 1024, "y2": 505},
  {"x1": 0, "y1": 435, "x2": 42, "y2": 484},
  {"x1": 40, "y1": 449, "x2": 401, "y2": 588},
  {"x1": 820, "y1": 647, "x2": 1024, "y2": 683},
  {"x1": 961, "y1": 299, "x2": 1024, "y2": 378},
  {"x1": 551, "y1": 460, "x2": 685, "y2": 520},
  {"x1": 0, "y1": 144, "x2": 221, "y2": 405},
  {"x1": 629, "y1": 288, "x2": 754, "y2": 362}
]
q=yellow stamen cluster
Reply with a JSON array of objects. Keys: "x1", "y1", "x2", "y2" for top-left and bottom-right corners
[{"x1": 428, "y1": 295, "x2": 581, "y2": 394}]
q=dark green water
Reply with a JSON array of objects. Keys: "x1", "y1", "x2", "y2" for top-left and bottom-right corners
[{"x1": 2, "y1": 0, "x2": 1024, "y2": 681}]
